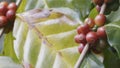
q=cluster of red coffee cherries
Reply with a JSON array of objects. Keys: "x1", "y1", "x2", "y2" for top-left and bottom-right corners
[
  {"x1": 0, "y1": 1, "x2": 17, "y2": 28},
  {"x1": 74, "y1": 0, "x2": 112, "y2": 54}
]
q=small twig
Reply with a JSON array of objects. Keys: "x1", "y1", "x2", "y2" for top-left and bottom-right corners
[
  {"x1": 74, "y1": 44, "x2": 89, "y2": 68},
  {"x1": 16, "y1": 0, "x2": 22, "y2": 7},
  {"x1": 0, "y1": 28, "x2": 4, "y2": 37},
  {"x1": 100, "y1": 3, "x2": 107, "y2": 14}
]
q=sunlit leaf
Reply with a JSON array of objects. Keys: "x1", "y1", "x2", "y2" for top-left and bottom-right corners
[{"x1": 0, "y1": 56, "x2": 23, "y2": 68}]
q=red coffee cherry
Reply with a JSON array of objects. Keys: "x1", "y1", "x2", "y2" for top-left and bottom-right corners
[
  {"x1": 84, "y1": 18, "x2": 95, "y2": 28},
  {"x1": 77, "y1": 24, "x2": 91, "y2": 35},
  {"x1": 86, "y1": 32, "x2": 98, "y2": 44},
  {"x1": 6, "y1": 9, "x2": 16, "y2": 22},
  {"x1": 0, "y1": 3, "x2": 8, "y2": 15},
  {"x1": 7, "y1": 2, "x2": 17, "y2": 11},
  {"x1": 0, "y1": 16, "x2": 7, "y2": 27},
  {"x1": 97, "y1": 26, "x2": 107, "y2": 39},
  {"x1": 95, "y1": 14, "x2": 106, "y2": 26},
  {"x1": 74, "y1": 34, "x2": 81, "y2": 43},
  {"x1": 74, "y1": 34, "x2": 86, "y2": 44},
  {"x1": 78, "y1": 43, "x2": 85, "y2": 53}
]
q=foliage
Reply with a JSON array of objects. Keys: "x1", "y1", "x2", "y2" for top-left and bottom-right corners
[{"x1": 0, "y1": 0, "x2": 120, "y2": 68}]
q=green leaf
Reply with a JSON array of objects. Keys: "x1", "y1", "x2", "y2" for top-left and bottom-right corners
[
  {"x1": 53, "y1": 47, "x2": 79, "y2": 68},
  {"x1": 105, "y1": 6, "x2": 120, "y2": 59},
  {"x1": 107, "y1": 7, "x2": 120, "y2": 23},
  {"x1": 2, "y1": 32, "x2": 19, "y2": 63},
  {"x1": 46, "y1": 30, "x2": 77, "y2": 50},
  {"x1": 46, "y1": 0, "x2": 92, "y2": 20},
  {"x1": 35, "y1": 39, "x2": 57, "y2": 68},
  {"x1": 13, "y1": 19, "x2": 29, "y2": 61},
  {"x1": 25, "y1": 0, "x2": 40, "y2": 10},
  {"x1": 17, "y1": 0, "x2": 27, "y2": 13},
  {"x1": 81, "y1": 53, "x2": 104, "y2": 68},
  {"x1": 103, "y1": 47, "x2": 120, "y2": 68},
  {"x1": 88, "y1": 8, "x2": 99, "y2": 19},
  {"x1": 22, "y1": 29, "x2": 42, "y2": 67},
  {"x1": 17, "y1": 0, "x2": 92, "y2": 21},
  {"x1": 105, "y1": 21, "x2": 120, "y2": 57},
  {"x1": 13, "y1": 9, "x2": 80, "y2": 67},
  {"x1": 0, "y1": 56, "x2": 23, "y2": 68}
]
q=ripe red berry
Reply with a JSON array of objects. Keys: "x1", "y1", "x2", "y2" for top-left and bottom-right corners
[
  {"x1": 97, "y1": 26, "x2": 107, "y2": 38},
  {"x1": 0, "y1": 16, "x2": 7, "y2": 27},
  {"x1": 0, "y1": 4, "x2": 8, "y2": 15},
  {"x1": 77, "y1": 24, "x2": 91, "y2": 35},
  {"x1": 94, "y1": 14, "x2": 106, "y2": 26},
  {"x1": 6, "y1": 9, "x2": 16, "y2": 22},
  {"x1": 78, "y1": 43, "x2": 85, "y2": 53},
  {"x1": 74, "y1": 34, "x2": 86, "y2": 44},
  {"x1": 74, "y1": 35, "x2": 81, "y2": 43},
  {"x1": 92, "y1": 0, "x2": 104, "y2": 6},
  {"x1": 86, "y1": 32, "x2": 98, "y2": 44},
  {"x1": 84, "y1": 18, "x2": 95, "y2": 28},
  {"x1": 0, "y1": 1, "x2": 8, "y2": 7},
  {"x1": 7, "y1": 2, "x2": 17, "y2": 11}
]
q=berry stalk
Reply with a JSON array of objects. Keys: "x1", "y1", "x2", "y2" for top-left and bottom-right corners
[
  {"x1": 16, "y1": 0, "x2": 22, "y2": 7},
  {"x1": 100, "y1": 3, "x2": 106, "y2": 14},
  {"x1": 74, "y1": 44, "x2": 89, "y2": 68}
]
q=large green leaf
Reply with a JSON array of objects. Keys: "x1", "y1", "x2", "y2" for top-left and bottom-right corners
[
  {"x1": 104, "y1": 6, "x2": 120, "y2": 68},
  {"x1": 13, "y1": 8, "x2": 80, "y2": 67},
  {"x1": 105, "y1": 21, "x2": 120, "y2": 57},
  {"x1": 105, "y1": 7, "x2": 120, "y2": 57}
]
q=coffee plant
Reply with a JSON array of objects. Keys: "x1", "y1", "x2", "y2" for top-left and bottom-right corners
[{"x1": 0, "y1": 0, "x2": 120, "y2": 68}]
